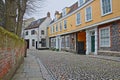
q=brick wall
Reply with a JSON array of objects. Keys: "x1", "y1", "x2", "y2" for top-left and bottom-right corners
[{"x1": 0, "y1": 27, "x2": 26, "y2": 80}]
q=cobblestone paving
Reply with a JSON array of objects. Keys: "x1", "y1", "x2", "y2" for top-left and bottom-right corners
[{"x1": 32, "y1": 50, "x2": 120, "y2": 80}]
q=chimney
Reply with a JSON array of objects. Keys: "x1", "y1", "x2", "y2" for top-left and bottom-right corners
[
  {"x1": 47, "y1": 12, "x2": 50, "y2": 17},
  {"x1": 55, "y1": 11, "x2": 59, "y2": 15}
]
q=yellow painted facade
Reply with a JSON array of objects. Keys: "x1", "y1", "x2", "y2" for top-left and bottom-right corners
[{"x1": 48, "y1": 0, "x2": 120, "y2": 37}]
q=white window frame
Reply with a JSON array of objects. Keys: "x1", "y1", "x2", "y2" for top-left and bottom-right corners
[
  {"x1": 85, "y1": 6, "x2": 92, "y2": 22},
  {"x1": 61, "y1": 37, "x2": 65, "y2": 48},
  {"x1": 76, "y1": 12, "x2": 81, "y2": 25},
  {"x1": 100, "y1": 0, "x2": 112, "y2": 16},
  {"x1": 78, "y1": 0, "x2": 85, "y2": 7},
  {"x1": 56, "y1": 24, "x2": 58, "y2": 32},
  {"x1": 99, "y1": 26, "x2": 111, "y2": 47},
  {"x1": 65, "y1": 36, "x2": 70, "y2": 48},
  {"x1": 64, "y1": 20, "x2": 67, "y2": 29},
  {"x1": 60, "y1": 22, "x2": 62, "y2": 31},
  {"x1": 50, "y1": 26, "x2": 52, "y2": 34},
  {"x1": 52, "y1": 26, "x2": 55, "y2": 33},
  {"x1": 25, "y1": 31, "x2": 28, "y2": 35},
  {"x1": 62, "y1": 8, "x2": 66, "y2": 17}
]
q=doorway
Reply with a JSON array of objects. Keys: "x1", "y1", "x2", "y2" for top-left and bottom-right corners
[
  {"x1": 91, "y1": 36, "x2": 95, "y2": 52},
  {"x1": 25, "y1": 39, "x2": 29, "y2": 49}
]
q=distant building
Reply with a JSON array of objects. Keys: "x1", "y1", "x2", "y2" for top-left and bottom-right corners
[
  {"x1": 22, "y1": 17, "x2": 35, "y2": 38},
  {"x1": 24, "y1": 12, "x2": 52, "y2": 49}
]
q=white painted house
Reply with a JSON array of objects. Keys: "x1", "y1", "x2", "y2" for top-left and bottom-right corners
[{"x1": 24, "y1": 12, "x2": 52, "y2": 49}]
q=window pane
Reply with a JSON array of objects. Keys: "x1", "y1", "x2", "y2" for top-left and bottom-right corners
[
  {"x1": 100, "y1": 27, "x2": 110, "y2": 47},
  {"x1": 102, "y1": 0, "x2": 112, "y2": 15}
]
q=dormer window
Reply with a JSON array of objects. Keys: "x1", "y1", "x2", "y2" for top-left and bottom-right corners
[
  {"x1": 62, "y1": 8, "x2": 66, "y2": 16},
  {"x1": 78, "y1": 0, "x2": 85, "y2": 6}
]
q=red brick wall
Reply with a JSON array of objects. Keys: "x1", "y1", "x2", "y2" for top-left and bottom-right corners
[{"x1": 0, "y1": 27, "x2": 26, "y2": 80}]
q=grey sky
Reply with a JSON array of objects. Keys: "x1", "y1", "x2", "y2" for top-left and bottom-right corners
[{"x1": 24, "y1": 0, "x2": 78, "y2": 20}]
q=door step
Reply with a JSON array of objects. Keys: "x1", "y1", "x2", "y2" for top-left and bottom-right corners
[{"x1": 89, "y1": 53, "x2": 95, "y2": 55}]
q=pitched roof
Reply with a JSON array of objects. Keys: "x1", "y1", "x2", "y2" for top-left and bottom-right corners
[
  {"x1": 50, "y1": 2, "x2": 78, "y2": 25},
  {"x1": 25, "y1": 17, "x2": 46, "y2": 30},
  {"x1": 69, "y1": 2, "x2": 78, "y2": 14}
]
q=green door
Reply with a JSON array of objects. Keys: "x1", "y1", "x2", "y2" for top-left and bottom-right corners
[{"x1": 91, "y1": 36, "x2": 95, "y2": 52}]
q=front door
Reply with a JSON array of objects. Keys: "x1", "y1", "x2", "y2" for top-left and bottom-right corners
[
  {"x1": 78, "y1": 41, "x2": 85, "y2": 54},
  {"x1": 25, "y1": 39, "x2": 29, "y2": 49},
  {"x1": 91, "y1": 36, "x2": 95, "y2": 52}
]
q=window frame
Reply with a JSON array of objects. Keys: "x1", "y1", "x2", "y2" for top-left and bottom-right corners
[
  {"x1": 65, "y1": 36, "x2": 70, "y2": 48},
  {"x1": 56, "y1": 24, "x2": 58, "y2": 32},
  {"x1": 31, "y1": 30, "x2": 35, "y2": 35},
  {"x1": 32, "y1": 39, "x2": 35, "y2": 47},
  {"x1": 76, "y1": 12, "x2": 81, "y2": 25},
  {"x1": 41, "y1": 30, "x2": 44, "y2": 35},
  {"x1": 99, "y1": 26, "x2": 111, "y2": 47},
  {"x1": 64, "y1": 20, "x2": 67, "y2": 29},
  {"x1": 52, "y1": 26, "x2": 55, "y2": 33},
  {"x1": 100, "y1": 0, "x2": 112, "y2": 16},
  {"x1": 85, "y1": 6, "x2": 92, "y2": 22},
  {"x1": 60, "y1": 22, "x2": 62, "y2": 31},
  {"x1": 78, "y1": 0, "x2": 85, "y2": 7},
  {"x1": 62, "y1": 8, "x2": 66, "y2": 17},
  {"x1": 41, "y1": 38, "x2": 46, "y2": 47},
  {"x1": 25, "y1": 31, "x2": 28, "y2": 35}
]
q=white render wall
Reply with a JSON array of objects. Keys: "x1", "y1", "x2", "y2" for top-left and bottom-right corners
[
  {"x1": 24, "y1": 28, "x2": 38, "y2": 49},
  {"x1": 38, "y1": 17, "x2": 52, "y2": 48}
]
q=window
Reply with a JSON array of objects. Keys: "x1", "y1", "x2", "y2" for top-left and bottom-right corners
[
  {"x1": 61, "y1": 37, "x2": 65, "y2": 48},
  {"x1": 25, "y1": 31, "x2": 28, "y2": 35},
  {"x1": 53, "y1": 26, "x2": 55, "y2": 33},
  {"x1": 41, "y1": 38, "x2": 46, "y2": 47},
  {"x1": 60, "y1": 22, "x2": 62, "y2": 31},
  {"x1": 99, "y1": 27, "x2": 110, "y2": 47},
  {"x1": 62, "y1": 8, "x2": 66, "y2": 16},
  {"x1": 85, "y1": 6, "x2": 92, "y2": 22},
  {"x1": 51, "y1": 38, "x2": 54, "y2": 48},
  {"x1": 101, "y1": 0, "x2": 112, "y2": 16},
  {"x1": 78, "y1": 0, "x2": 85, "y2": 6},
  {"x1": 32, "y1": 39, "x2": 35, "y2": 46},
  {"x1": 31, "y1": 30, "x2": 35, "y2": 35},
  {"x1": 66, "y1": 36, "x2": 70, "y2": 47},
  {"x1": 51, "y1": 27, "x2": 52, "y2": 34},
  {"x1": 76, "y1": 13, "x2": 81, "y2": 25},
  {"x1": 41, "y1": 30, "x2": 44, "y2": 35},
  {"x1": 56, "y1": 24, "x2": 58, "y2": 32},
  {"x1": 64, "y1": 20, "x2": 67, "y2": 29},
  {"x1": 54, "y1": 39, "x2": 56, "y2": 47}
]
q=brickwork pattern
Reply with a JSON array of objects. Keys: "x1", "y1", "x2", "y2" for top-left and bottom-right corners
[{"x1": 0, "y1": 27, "x2": 26, "y2": 80}]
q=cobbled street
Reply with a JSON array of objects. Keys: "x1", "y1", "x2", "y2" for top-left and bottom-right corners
[{"x1": 28, "y1": 50, "x2": 120, "y2": 80}]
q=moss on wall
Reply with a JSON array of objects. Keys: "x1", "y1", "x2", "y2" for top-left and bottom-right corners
[{"x1": 0, "y1": 26, "x2": 26, "y2": 80}]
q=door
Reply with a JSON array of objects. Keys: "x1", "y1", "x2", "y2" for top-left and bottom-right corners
[
  {"x1": 25, "y1": 39, "x2": 29, "y2": 49},
  {"x1": 91, "y1": 36, "x2": 95, "y2": 52},
  {"x1": 78, "y1": 41, "x2": 85, "y2": 54},
  {"x1": 36, "y1": 41, "x2": 38, "y2": 49}
]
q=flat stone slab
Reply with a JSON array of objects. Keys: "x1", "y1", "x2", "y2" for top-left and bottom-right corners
[{"x1": 12, "y1": 53, "x2": 44, "y2": 80}]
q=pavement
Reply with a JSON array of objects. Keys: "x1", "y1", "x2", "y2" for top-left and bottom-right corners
[
  {"x1": 12, "y1": 50, "x2": 120, "y2": 80},
  {"x1": 12, "y1": 53, "x2": 44, "y2": 80}
]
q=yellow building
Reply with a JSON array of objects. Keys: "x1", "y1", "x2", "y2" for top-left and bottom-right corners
[{"x1": 48, "y1": 0, "x2": 120, "y2": 56}]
